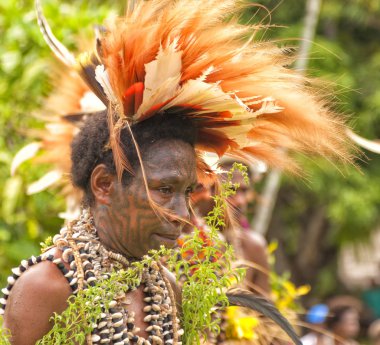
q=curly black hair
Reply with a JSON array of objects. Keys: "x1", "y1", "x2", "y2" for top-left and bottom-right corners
[{"x1": 71, "y1": 110, "x2": 198, "y2": 205}]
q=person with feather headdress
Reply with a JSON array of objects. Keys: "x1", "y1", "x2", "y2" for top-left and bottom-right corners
[
  {"x1": 0, "y1": 0, "x2": 354, "y2": 344},
  {"x1": 187, "y1": 158, "x2": 270, "y2": 297}
]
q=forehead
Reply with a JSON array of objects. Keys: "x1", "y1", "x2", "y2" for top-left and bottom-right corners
[{"x1": 142, "y1": 139, "x2": 197, "y2": 181}]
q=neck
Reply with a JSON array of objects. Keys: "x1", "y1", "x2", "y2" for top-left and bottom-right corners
[{"x1": 90, "y1": 206, "x2": 136, "y2": 259}]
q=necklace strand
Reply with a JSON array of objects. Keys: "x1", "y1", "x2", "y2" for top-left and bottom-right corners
[
  {"x1": 56, "y1": 209, "x2": 182, "y2": 345},
  {"x1": 1, "y1": 209, "x2": 183, "y2": 345}
]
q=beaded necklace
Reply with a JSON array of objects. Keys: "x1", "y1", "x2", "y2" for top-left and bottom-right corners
[{"x1": 0, "y1": 210, "x2": 183, "y2": 345}]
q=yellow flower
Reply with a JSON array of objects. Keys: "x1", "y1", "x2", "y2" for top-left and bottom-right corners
[
  {"x1": 296, "y1": 285, "x2": 311, "y2": 296},
  {"x1": 225, "y1": 307, "x2": 259, "y2": 340}
]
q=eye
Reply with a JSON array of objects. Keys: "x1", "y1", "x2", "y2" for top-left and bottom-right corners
[
  {"x1": 185, "y1": 186, "x2": 194, "y2": 197},
  {"x1": 158, "y1": 186, "x2": 173, "y2": 195}
]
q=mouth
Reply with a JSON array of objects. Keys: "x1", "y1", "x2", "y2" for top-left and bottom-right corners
[{"x1": 152, "y1": 232, "x2": 180, "y2": 248}]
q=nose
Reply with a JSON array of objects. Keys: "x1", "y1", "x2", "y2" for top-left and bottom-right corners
[{"x1": 172, "y1": 193, "x2": 190, "y2": 223}]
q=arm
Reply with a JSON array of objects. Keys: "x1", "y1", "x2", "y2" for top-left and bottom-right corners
[
  {"x1": 3, "y1": 257, "x2": 72, "y2": 345},
  {"x1": 238, "y1": 230, "x2": 271, "y2": 297}
]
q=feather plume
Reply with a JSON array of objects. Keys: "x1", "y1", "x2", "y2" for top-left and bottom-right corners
[
  {"x1": 136, "y1": 41, "x2": 182, "y2": 119},
  {"x1": 123, "y1": 82, "x2": 144, "y2": 117},
  {"x1": 76, "y1": 54, "x2": 108, "y2": 105},
  {"x1": 35, "y1": 0, "x2": 76, "y2": 66},
  {"x1": 108, "y1": 112, "x2": 133, "y2": 180},
  {"x1": 32, "y1": 0, "x2": 355, "y2": 204},
  {"x1": 11, "y1": 142, "x2": 41, "y2": 176},
  {"x1": 27, "y1": 170, "x2": 63, "y2": 195},
  {"x1": 226, "y1": 288, "x2": 302, "y2": 345},
  {"x1": 346, "y1": 129, "x2": 380, "y2": 154},
  {"x1": 195, "y1": 151, "x2": 217, "y2": 187}
]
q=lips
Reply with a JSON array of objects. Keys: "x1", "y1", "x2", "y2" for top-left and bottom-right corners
[
  {"x1": 153, "y1": 231, "x2": 181, "y2": 248},
  {"x1": 158, "y1": 233, "x2": 179, "y2": 240}
]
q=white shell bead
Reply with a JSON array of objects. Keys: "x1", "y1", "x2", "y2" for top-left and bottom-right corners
[
  {"x1": 108, "y1": 300, "x2": 117, "y2": 308},
  {"x1": 64, "y1": 271, "x2": 74, "y2": 278},
  {"x1": 152, "y1": 304, "x2": 160, "y2": 312},
  {"x1": 111, "y1": 312, "x2": 123, "y2": 319},
  {"x1": 98, "y1": 322, "x2": 108, "y2": 330},
  {"x1": 11, "y1": 267, "x2": 21, "y2": 276},
  {"x1": 113, "y1": 319, "x2": 123, "y2": 327},
  {"x1": 7, "y1": 276, "x2": 15, "y2": 285},
  {"x1": 112, "y1": 332, "x2": 123, "y2": 340},
  {"x1": 91, "y1": 334, "x2": 101, "y2": 342}
]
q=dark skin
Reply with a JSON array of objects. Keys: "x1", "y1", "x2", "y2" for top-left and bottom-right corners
[
  {"x1": 3, "y1": 139, "x2": 197, "y2": 344},
  {"x1": 236, "y1": 230, "x2": 270, "y2": 297}
]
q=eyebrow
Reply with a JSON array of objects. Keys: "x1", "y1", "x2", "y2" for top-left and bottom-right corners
[{"x1": 147, "y1": 175, "x2": 197, "y2": 185}]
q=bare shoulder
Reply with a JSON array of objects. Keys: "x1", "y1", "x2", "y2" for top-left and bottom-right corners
[
  {"x1": 3, "y1": 248, "x2": 72, "y2": 345},
  {"x1": 237, "y1": 229, "x2": 267, "y2": 251},
  {"x1": 235, "y1": 229, "x2": 268, "y2": 267},
  {"x1": 236, "y1": 229, "x2": 270, "y2": 295}
]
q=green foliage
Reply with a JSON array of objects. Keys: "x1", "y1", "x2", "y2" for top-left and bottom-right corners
[
  {"x1": 40, "y1": 236, "x2": 53, "y2": 252},
  {"x1": 0, "y1": 319, "x2": 11, "y2": 345},
  {"x1": 0, "y1": 0, "x2": 115, "y2": 286},
  {"x1": 168, "y1": 163, "x2": 246, "y2": 345},
  {"x1": 244, "y1": 0, "x2": 380, "y2": 299}
]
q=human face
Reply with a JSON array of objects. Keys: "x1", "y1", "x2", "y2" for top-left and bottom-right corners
[
  {"x1": 190, "y1": 183, "x2": 216, "y2": 217},
  {"x1": 334, "y1": 309, "x2": 360, "y2": 339},
  {"x1": 94, "y1": 139, "x2": 197, "y2": 258},
  {"x1": 227, "y1": 172, "x2": 253, "y2": 221}
]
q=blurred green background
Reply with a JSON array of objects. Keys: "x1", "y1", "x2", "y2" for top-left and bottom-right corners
[{"x1": 1, "y1": 0, "x2": 380, "y2": 306}]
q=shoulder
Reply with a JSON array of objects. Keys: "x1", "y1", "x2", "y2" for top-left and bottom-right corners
[
  {"x1": 3, "y1": 248, "x2": 72, "y2": 344},
  {"x1": 8, "y1": 250, "x2": 71, "y2": 297},
  {"x1": 238, "y1": 229, "x2": 267, "y2": 249},
  {"x1": 237, "y1": 229, "x2": 268, "y2": 263},
  {"x1": 235, "y1": 229, "x2": 270, "y2": 295}
]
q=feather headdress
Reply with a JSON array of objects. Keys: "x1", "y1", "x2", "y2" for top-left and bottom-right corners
[{"x1": 27, "y1": 0, "x2": 353, "y2": 189}]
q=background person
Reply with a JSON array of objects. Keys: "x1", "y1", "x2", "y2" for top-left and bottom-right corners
[
  {"x1": 368, "y1": 319, "x2": 380, "y2": 345},
  {"x1": 325, "y1": 305, "x2": 360, "y2": 345},
  {"x1": 189, "y1": 159, "x2": 270, "y2": 296}
]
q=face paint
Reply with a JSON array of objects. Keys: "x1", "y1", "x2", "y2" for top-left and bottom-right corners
[{"x1": 94, "y1": 139, "x2": 197, "y2": 258}]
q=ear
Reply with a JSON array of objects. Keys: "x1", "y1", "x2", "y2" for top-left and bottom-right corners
[{"x1": 90, "y1": 164, "x2": 115, "y2": 205}]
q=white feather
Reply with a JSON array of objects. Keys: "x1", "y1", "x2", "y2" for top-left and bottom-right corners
[
  {"x1": 80, "y1": 91, "x2": 106, "y2": 112},
  {"x1": 347, "y1": 129, "x2": 380, "y2": 154},
  {"x1": 27, "y1": 170, "x2": 62, "y2": 195},
  {"x1": 95, "y1": 64, "x2": 118, "y2": 104},
  {"x1": 136, "y1": 41, "x2": 182, "y2": 118},
  {"x1": 11, "y1": 142, "x2": 41, "y2": 176}
]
